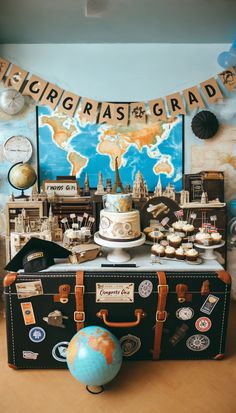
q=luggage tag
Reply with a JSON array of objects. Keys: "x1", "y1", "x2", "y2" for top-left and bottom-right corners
[
  {"x1": 21, "y1": 302, "x2": 36, "y2": 325},
  {"x1": 200, "y1": 294, "x2": 219, "y2": 315},
  {"x1": 169, "y1": 323, "x2": 189, "y2": 346},
  {"x1": 16, "y1": 280, "x2": 43, "y2": 299}
]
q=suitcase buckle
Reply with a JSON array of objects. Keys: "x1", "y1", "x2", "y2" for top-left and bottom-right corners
[
  {"x1": 156, "y1": 310, "x2": 167, "y2": 322},
  {"x1": 74, "y1": 311, "x2": 85, "y2": 323},
  {"x1": 158, "y1": 285, "x2": 169, "y2": 294},
  {"x1": 75, "y1": 285, "x2": 85, "y2": 294}
]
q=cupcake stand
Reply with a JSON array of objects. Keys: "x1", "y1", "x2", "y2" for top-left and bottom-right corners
[
  {"x1": 194, "y1": 241, "x2": 225, "y2": 260},
  {"x1": 94, "y1": 232, "x2": 146, "y2": 263}
]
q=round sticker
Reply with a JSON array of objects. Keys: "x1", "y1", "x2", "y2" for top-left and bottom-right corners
[
  {"x1": 29, "y1": 327, "x2": 46, "y2": 343},
  {"x1": 186, "y1": 334, "x2": 210, "y2": 352},
  {"x1": 120, "y1": 334, "x2": 141, "y2": 357},
  {"x1": 195, "y1": 317, "x2": 212, "y2": 332},
  {"x1": 52, "y1": 341, "x2": 69, "y2": 362},
  {"x1": 176, "y1": 307, "x2": 194, "y2": 320},
  {"x1": 138, "y1": 280, "x2": 153, "y2": 298}
]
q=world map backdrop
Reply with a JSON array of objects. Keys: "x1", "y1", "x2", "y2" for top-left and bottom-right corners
[{"x1": 37, "y1": 106, "x2": 184, "y2": 191}]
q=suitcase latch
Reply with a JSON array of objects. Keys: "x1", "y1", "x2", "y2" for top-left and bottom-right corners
[
  {"x1": 54, "y1": 284, "x2": 71, "y2": 304},
  {"x1": 176, "y1": 284, "x2": 192, "y2": 303}
]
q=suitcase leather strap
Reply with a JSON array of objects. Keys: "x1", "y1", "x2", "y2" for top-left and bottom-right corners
[
  {"x1": 74, "y1": 271, "x2": 85, "y2": 331},
  {"x1": 153, "y1": 271, "x2": 168, "y2": 360}
]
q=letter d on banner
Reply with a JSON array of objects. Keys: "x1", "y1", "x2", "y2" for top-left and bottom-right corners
[{"x1": 200, "y1": 78, "x2": 223, "y2": 103}]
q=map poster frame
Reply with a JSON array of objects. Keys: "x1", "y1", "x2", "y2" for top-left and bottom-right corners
[{"x1": 36, "y1": 106, "x2": 185, "y2": 193}]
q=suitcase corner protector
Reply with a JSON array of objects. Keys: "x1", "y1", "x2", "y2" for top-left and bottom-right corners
[
  {"x1": 8, "y1": 363, "x2": 18, "y2": 369},
  {"x1": 3, "y1": 272, "x2": 17, "y2": 288},
  {"x1": 213, "y1": 353, "x2": 225, "y2": 360},
  {"x1": 216, "y1": 271, "x2": 231, "y2": 285}
]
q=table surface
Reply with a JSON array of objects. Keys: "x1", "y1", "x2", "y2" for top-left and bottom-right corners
[{"x1": 40, "y1": 244, "x2": 223, "y2": 273}]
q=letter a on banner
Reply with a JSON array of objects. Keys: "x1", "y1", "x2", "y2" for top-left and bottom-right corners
[
  {"x1": 0, "y1": 57, "x2": 10, "y2": 81},
  {"x1": 5, "y1": 64, "x2": 28, "y2": 91},
  {"x1": 183, "y1": 86, "x2": 205, "y2": 111},
  {"x1": 200, "y1": 78, "x2": 223, "y2": 103},
  {"x1": 23, "y1": 75, "x2": 48, "y2": 101},
  {"x1": 77, "y1": 97, "x2": 99, "y2": 123},
  {"x1": 57, "y1": 91, "x2": 80, "y2": 117},
  {"x1": 166, "y1": 92, "x2": 186, "y2": 117},
  {"x1": 40, "y1": 83, "x2": 64, "y2": 110},
  {"x1": 218, "y1": 66, "x2": 236, "y2": 91},
  {"x1": 99, "y1": 102, "x2": 129, "y2": 126},
  {"x1": 148, "y1": 98, "x2": 167, "y2": 121}
]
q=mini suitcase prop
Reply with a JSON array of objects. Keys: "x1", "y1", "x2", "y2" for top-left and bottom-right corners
[{"x1": 4, "y1": 269, "x2": 231, "y2": 369}]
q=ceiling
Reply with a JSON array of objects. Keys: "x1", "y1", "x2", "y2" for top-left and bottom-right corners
[{"x1": 0, "y1": 0, "x2": 235, "y2": 44}]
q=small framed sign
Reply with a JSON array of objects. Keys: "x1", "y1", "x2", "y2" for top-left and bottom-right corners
[{"x1": 43, "y1": 180, "x2": 78, "y2": 196}]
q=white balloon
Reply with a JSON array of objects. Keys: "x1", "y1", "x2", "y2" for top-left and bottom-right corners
[{"x1": 0, "y1": 88, "x2": 25, "y2": 115}]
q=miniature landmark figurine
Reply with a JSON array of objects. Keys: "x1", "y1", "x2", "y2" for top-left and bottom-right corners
[
  {"x1": 163, "y1": 183, "x2": 176, "y2": 201},
  {"x1": 154, "y1": 176, "x2": 162, "y2": 197},
  {"x1": 201, "y1": 191, "x2": 208, "y2": 204},
  {"x1": 112, "y1": 157, "x2": 125, "y2": 193},
  {"x1": 106, "y1": 178, "x2": 112, "y2": 193},
  {"x1": 125, "y1": 183, "x2": 132, "y2": 194},
  {"x1": 132, "y1": 170, "x2": 149, "y2": 199},
  {"x1": 95, "y1": 172, "x2": 105, "y2": 195},
  {"x1": 83, "y1": 173, "x2": 90, "y2": 196},
  {"x1": 180, "y1": 190, "x2": 190, "y2": 205}
]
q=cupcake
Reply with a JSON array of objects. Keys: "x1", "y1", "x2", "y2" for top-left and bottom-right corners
[
  {"x1": 175, "y1": 246, "x2": 185, "y2": 260},
  {"x1": 185, "y1": 248, "x2": 199, "y2": 262},
  {"x1": 165, "y1": 246, "x2": 176, "y2": 258},
  {"x1": 182, "y1": 223, "x2": 195, "y2": 236},
  {"x1": 211, "y1": 232, "x2": 222, "y2": 244},
  {"x1": 167, "y1": 234, "x2": 182, "y2": 248},
  {"x1": 195, "y1": 232, "x2": 213, "y2": 246},
  {"x1": 143, "y1": 227, "x2": 154, "y2": 236},
  {"x1": 151, "y1": 244, "x2": 165, "y2": 257},
  {"x1": 172, "y1": 221, "x2": 187, "y2": 231},
  {"x1": 148, "y1": 230, "x2": 164, "y2": 242}
]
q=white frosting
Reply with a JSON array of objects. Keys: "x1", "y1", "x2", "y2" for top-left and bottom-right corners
[
  {"x1": 183, "y1": 224, "x2": 194, "y2": 232},
  {"x1": 175, "y1": 247, "x2": 185, "y2": 255},
  {"x1": 172, "y1": 221, "x2": 187, "y2": 230},
  {"x1": 167, "y1": 234, "x2": 181, "y2": 243},
  {"x1": 165, "y1": 246, "x2": 175, "y2": 254},
  {"x1": 99, "y1": 209, "x2": 140, "y2": 241},
  {"x1": 211, "y1": 232, "x2": 222, "y2": 240},
  {"x1": 152, "y1": 245, "x2": 165, "y2": 254},
  {"x1": 186, "y1": 248, "x2": 198, "y2": 256}
]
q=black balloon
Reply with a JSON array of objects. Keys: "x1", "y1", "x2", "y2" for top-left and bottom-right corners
[{"x1": 191, "y1": 110, "x2": 219, "y2": 140}]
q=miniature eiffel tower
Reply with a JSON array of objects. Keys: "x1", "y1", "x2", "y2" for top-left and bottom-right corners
[{"x1": 112, "y1": 157, "x2": 125, "y2": 193}]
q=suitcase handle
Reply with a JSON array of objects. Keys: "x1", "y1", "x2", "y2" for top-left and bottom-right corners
[{"x1": 96, "y1": 308, "x2": 146, "y2": 328}]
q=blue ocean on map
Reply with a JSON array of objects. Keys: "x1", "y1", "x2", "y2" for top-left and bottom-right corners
[{"x1": 37, "y1": 106, "x2": 183, "y2": 192}]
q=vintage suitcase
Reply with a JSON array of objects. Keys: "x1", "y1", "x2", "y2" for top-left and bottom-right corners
[{"x1": 4, "y1": 269, "x2": 231, "y2": 369}]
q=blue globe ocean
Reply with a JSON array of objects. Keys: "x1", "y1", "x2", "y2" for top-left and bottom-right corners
[{"x1": 67, "y1": 326, "x2": 123, "y2": 386}]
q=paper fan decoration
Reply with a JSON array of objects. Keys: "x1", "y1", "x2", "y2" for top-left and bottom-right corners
[
  {"x1": 0, "y1": 88, "x2": 25, "y2": 115},
  {"x1": 191, "y1": 110, "x2": 219, "y2": 140}
]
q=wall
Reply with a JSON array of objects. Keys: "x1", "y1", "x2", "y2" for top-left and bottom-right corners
[{"x1": 0, "y1": 43, "x2": 235, "y2": 280}]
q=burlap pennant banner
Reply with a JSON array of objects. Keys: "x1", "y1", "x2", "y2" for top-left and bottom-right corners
[{"x1": 0, "y1": 56, "x2": 235, "y2": 125}]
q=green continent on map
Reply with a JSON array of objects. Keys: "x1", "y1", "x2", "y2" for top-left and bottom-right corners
[{"x1": 97, "y1": 119, "x2": 176, "y2": 171}]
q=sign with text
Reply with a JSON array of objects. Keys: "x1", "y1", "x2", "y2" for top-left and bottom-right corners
[{"x1": 43, "y1": 180, "x2": 78, "y2": 196}]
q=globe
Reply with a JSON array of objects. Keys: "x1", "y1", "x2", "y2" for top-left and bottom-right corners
[
  {"x1": 67, "y1": 326, "x2": 122, "y2": 388},
  {"x1": 8, "y1": 162, "x2": 37, "y2": 195}
]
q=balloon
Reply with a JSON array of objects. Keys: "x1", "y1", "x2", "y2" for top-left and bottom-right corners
[{"x1": 217, "y1": 51, "x2": 236, "y2": 68}]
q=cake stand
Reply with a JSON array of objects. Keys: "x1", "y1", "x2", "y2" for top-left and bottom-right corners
[
  {"x1": 194, "y1": 241, "x2": 225, "y2": 260},
  {"x1": 94, "y1": 232, "x2": 146, "y2": 263}
]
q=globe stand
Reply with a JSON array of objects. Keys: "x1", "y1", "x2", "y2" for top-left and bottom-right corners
[
  {"x1": 86, "y1": 385, "x2": 104, "y2": 394},
  {"x1": 14, "y1": 189, "x2": 29, "y2": 199}
]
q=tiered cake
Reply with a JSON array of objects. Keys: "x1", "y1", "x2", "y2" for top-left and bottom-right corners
[{"x1": 99, "y1": 193, "x2": 141, "y2": 242}]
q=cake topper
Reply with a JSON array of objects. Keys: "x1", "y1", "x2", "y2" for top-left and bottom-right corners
[{"x1": 112, "y1": 156, "x2": 125, "y2": 193}]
